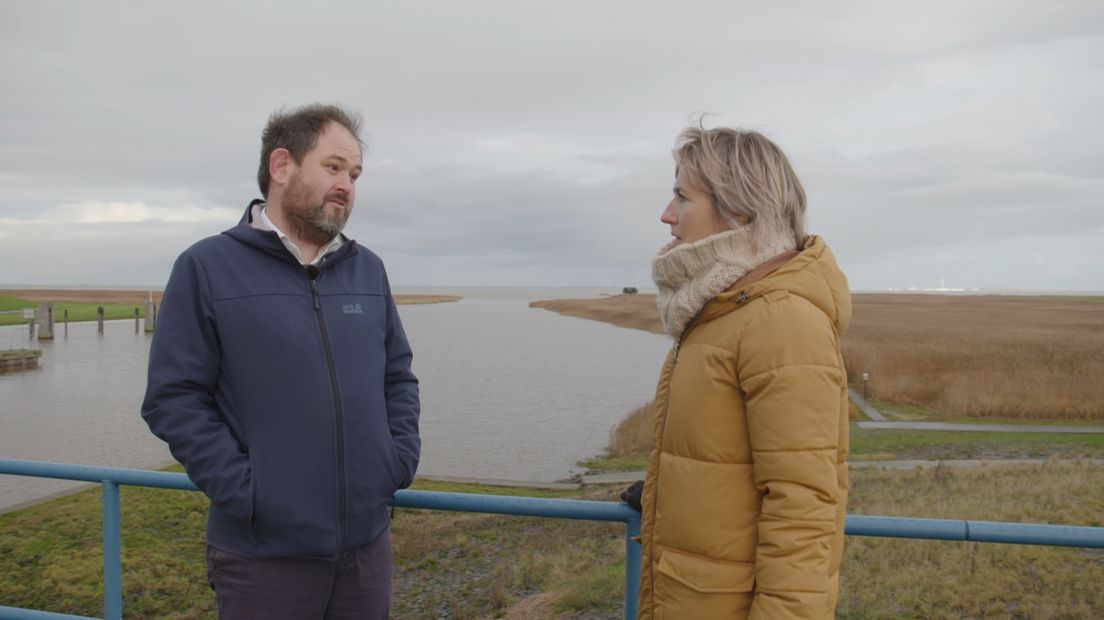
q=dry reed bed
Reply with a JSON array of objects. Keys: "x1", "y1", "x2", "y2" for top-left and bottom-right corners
[
  {"x1": 533, "y1": 293, "x2": 1104, "y2": 420},
  {"x1": 844, "y1": 295, "x2": 1103, "y2": 420}
]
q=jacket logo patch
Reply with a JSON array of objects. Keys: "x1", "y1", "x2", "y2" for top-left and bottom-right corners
[{"x1": 342, "y1": 303, "x2": 364, "y2": 315}]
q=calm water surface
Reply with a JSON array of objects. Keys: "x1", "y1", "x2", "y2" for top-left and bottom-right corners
[{"x1": 0, "y1": 288, "x2": 669, "y2": 511}]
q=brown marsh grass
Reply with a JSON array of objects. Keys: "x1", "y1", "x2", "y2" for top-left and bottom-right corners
[
  {"x1": 533, "y1": 293, "x2": 1104, "y2": 421},
  {"x1": 843, "y1": 294, "x2": 1104, "y2": 420},
  {"x1": 608, "y1": 402, "x2": 654, "y2": 457}
]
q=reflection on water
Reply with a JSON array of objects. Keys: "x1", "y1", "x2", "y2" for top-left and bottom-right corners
[{"x1": 0, "y1": 288, "x2": 670, "y2": 511}]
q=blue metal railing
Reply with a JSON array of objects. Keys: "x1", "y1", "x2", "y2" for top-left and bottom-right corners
[{"x1": 1, "y1": 458, "x2": 1103, "y2": 620}]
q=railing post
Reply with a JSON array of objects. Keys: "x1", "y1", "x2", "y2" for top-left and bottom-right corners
[
  {"x1": 624, "y1": 515, "x2": 641, "y2": 620},
  {"x1": 102, "y1": 481, "x2": 122, "y2": 620}
]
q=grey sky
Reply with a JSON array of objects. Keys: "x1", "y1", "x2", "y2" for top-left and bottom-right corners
[{"x1": 1, "y1": 1, "x2": 1101, "y2": 290}]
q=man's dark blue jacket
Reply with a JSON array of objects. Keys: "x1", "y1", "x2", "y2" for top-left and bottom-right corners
[{"x1": 142, "y1": 202, "x2": 420, "y2": 559}]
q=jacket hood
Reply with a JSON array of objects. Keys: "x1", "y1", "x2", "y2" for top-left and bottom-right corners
[
  {"x1": 221, "y1": 199, "x2": 358, "y2": 266},
  {"x1": 697, "y1": 235, "x2": 851, "y2": 335}
]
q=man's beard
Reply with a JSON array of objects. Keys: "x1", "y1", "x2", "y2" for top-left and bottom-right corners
[{"x1": 282, "y1": 172, "x2": 351, "y2": 247}]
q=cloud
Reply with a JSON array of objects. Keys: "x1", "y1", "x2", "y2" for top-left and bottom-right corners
[
  {"x1": 18, "y1": 201, "x2": 239, "y2": 225},
  {"x1": 0, "y1": 1, "x2": 1101, "y2": 291}
]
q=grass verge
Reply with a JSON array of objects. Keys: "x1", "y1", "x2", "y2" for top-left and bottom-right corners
[
  {"x1": 0, "y1": 294, "x2": 149, "y2": 326},
  {"x1": 0, "y1": 292, "x2": 462, "y2": 326},
  {"x1": 3, "y1": 464, "x2": 1103, "y2": 618},
  {"x1": 849, "y1": 428, "x2": 1104, "y2": 461},
  {"x1": 0, "y1": 470, "x2": 624, "y2": 619}
]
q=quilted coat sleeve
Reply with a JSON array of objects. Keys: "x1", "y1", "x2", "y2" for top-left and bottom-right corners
[{"x1": 738, "y1": 294, "x2": 844, "y2": 619}]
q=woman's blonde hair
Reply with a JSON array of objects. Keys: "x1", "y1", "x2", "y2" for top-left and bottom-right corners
[{"x1": 674, "y1": 123, "x2": 807, "y2": 250}]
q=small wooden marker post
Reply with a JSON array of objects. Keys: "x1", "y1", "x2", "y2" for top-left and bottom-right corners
[
  {"x1": 64, "y1": 308, "x2": 68, "y2": 337},
  {"x1": 97, "y1": 306, "x2": 105, "y2": 334},
  {"x1": 144, "y1": 301, "x2": 157, "y2": 333},
  {"x1": 134, "y1": 307, "x2": 140, "y2": 333},
  {"x1": 37, "y1": 304, "x2": 55, "y2": 340}
]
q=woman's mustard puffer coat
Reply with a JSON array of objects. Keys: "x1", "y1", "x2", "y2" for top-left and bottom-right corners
[{"x1": 638, "y1": 237, "x2": 851, "y2": 619}]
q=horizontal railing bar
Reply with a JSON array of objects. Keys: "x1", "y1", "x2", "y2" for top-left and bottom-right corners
[
  {"x1": 845, "y1": 515, "x2": 1104, "y2": 549},
  {"x1": 0, "y1": 459, "x2": 197, "y2": 491},
  {"x1": 392, "y1": 489, "x2": 638, "y2": 522},
  {"x1": 0, "y1": 605, "x2": 98, "y2": 619}
]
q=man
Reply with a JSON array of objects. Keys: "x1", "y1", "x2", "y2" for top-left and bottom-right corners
[{"x1": 142, "y1": 104, "x2": 420, "y2": 619}]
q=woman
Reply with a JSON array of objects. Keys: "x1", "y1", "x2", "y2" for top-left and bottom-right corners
[{"x1": 635, "y1": 125, "x2": 850, "y2": 619}]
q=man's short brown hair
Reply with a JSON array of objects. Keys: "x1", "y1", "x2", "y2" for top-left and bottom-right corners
[{"x1": 257, "y1": 104, "x2": 364, "y2": 197}]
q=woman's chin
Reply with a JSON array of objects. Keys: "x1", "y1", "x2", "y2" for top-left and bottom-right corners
[{"x1": 659, "y1": 238, "x2": 683, "y2": 253}]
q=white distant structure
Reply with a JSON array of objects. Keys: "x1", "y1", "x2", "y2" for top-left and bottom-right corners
[
  {"x1": 883, "y1": 276, "x2": 977, "y2": 293},
  {"x1": 926, "y1": 276, "x2": 965, "y2": 292}
]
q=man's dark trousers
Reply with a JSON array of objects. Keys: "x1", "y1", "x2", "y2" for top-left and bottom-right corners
[{"x1": 206, "y1": 529, "x2": 392, "y2": 619}]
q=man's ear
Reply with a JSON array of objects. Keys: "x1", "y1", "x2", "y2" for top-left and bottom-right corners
[{"x1": 269, "y1": 148, "x2": 294, "y2": 187}]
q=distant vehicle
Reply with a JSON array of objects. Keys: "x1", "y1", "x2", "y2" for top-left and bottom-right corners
[{"x1": 622, "y1": 287, "x2": 638, "y2": 295}]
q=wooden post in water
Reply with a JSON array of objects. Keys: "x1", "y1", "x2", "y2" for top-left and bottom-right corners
[
  {"x1": 144, "y1": 301, "x2": 157, "y2": 333},
  {"x1": 97, "y1": 306, "x2": 104, "y2": 334},
  {"x1": 37, "y1": 303, "x2": 55, "y2": 340}
]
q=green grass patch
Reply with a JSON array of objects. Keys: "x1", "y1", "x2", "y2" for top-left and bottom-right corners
[
  {"x1": 868, "y1": 398, "x2": 1104, "y2": 425},
  {"x1": 0, "y1": 349, "x2": 42, "y2": 361},
  {"x1": 554, "y1": 558, "x2": 624, "y2": 614},
  {"x1": 0, "y1": 302, "x2": 147, "y2": 326},
  {"x1": 0, "y1": 294, "x2": 35, "y2": 311},
  {"x1": 0, "y1": 468, "x2": 629, "y2": 619},
  {"x1": 577, "y1": 454, "x2": 648, "y2": 475},
  {"x1": 850, "y1": 427, "x2": 1104, "y2": 461}
]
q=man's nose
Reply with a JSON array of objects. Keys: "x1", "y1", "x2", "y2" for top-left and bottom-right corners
[{"x1": 334, "y1": 175, "x2": 354, "y2": 193}]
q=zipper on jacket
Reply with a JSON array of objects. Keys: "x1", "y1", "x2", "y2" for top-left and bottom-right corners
[
  {"x1": 649, "y1": 297, "x2": 710, "y2": 600},
  {"x1": 307, "y1": 265, "x2": 348, "y2": 553}
]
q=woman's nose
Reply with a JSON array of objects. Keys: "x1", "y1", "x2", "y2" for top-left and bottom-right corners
[{"x1": 660, "y1": 200, "x2": 677, "y2": 225}]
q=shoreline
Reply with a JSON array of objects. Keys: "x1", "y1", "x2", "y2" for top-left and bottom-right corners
[{"x1": 0, "y1": 288, "x2": 461, "y2": 307}]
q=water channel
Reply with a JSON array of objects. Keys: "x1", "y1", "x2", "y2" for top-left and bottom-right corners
[{"x1": 0, "y1": 288, "x2": 670, "y2": 512}]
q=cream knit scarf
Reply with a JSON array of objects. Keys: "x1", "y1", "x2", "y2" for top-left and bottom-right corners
[{"x1": 652, "y1": 226, "x2": 792, "y2": 339}]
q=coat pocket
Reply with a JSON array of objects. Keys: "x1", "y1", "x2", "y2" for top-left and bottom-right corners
[
  {"x1": 655, "y1": 546, "x2": 755, "y2": 593},
  {"x1": 653, "y1": 546, "x2": 754, "y2": 618}
]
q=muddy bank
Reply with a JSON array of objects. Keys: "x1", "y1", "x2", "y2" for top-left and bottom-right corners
[{"x1": 530, "y1": 294, "x2": 663, "y2": 335}]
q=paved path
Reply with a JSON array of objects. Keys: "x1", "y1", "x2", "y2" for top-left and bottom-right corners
[
  {"x1": 848, "y1": 388, "x2": 886, "y2": 421},
  {"x1": 579, "y1": 458, "x2": 1104, "y2": 485},
  {"x1": 855, "y1": 421, "x2": 1104, "y2": 433},
  {"x1": 849, "y1": 458, "x2": 1104, "y2": 469}
]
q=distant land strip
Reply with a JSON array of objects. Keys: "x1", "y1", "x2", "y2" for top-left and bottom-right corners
[{"x1": 0, "y1": 289, "x2": 461, "y2": 306}]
